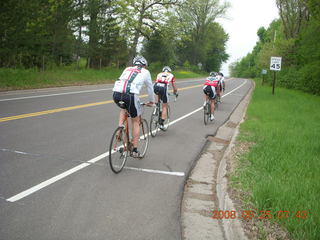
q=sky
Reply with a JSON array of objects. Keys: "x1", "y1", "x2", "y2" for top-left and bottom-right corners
[{"x1": 217, "y1": 0, "x2": 279, "y2": 76}]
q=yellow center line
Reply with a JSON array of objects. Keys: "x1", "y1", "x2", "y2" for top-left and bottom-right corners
[{"x1": 0, "y1": 84, "x2": 202, "y2": 123}]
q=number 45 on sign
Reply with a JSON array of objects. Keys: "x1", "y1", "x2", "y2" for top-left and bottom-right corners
[{"x1": 270, "y1": 57, "x2": 282, "y2": 71}]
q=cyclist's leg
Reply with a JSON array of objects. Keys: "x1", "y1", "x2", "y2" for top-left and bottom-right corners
[
  {"x1": 161, "y1": 87, "x2": 168, "y2": 120},
  {"x1": 129, "y1": 95, "x2": 142, "y2": 152},
  {"x1": 203, "y1": 86, "x2": 210, "y2": 106},
  {"x1": 162, "y1": 103, "x2": 168, "y2": 120},
  {"x1": 118, "y1": 109, "x2": 127, "y2": 126},
  {"x1": 131, "y1": 116, "x2": 140, "y2": 148},
  {"x1": 210, "y1": 86, "x2": 216, "y2": 118},
  {"x1": 113, "y1": 92, "x2": 128, "y2": 126}
]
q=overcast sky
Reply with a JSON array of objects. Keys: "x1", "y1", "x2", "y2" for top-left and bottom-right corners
[{"x1": 217, "y1": 0, "x2": 279, "y2": 76}]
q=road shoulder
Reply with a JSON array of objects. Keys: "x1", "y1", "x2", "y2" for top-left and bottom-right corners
[{"x1": 181, "y1": 79, "x2": 254, "y2": 240}]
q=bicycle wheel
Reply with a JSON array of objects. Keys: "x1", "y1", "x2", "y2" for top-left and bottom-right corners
[
  {"x1": 161, "y1": 105, "x2": 170, "y2": 131},
  {"x1": 214, "y1": 97, "x2": 219, "y2": 110},
  {"x1": 137, "y1": 119, "x2": 149, "y2": 158},
  {"x1": 204, "y1": 102, "x2": 209, "y2": 125},
  {"x1": 109, "y1": 126, "x2": 128, "y2": 173},
  {"x1": 150, "y1": 106, "x2": 159, "y2": 137}
]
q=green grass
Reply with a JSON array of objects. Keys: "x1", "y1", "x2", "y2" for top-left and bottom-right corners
[
  {"x1": 233, "y1": 80, "x2": 320, "y2": 240},
  {"x1": 0, "y1": 67, "x2": 123, "y2": 90},
  {"x1": 0, "y1": 67, "x2": 206, "y2": 91}
]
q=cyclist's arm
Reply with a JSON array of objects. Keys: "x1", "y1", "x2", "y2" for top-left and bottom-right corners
[{"x1": 171, "y1": 76, "x2": 178, "y2": 94}]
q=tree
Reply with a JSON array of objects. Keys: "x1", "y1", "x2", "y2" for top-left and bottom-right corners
[
  {"x1": 175, "y1": 0, "x2": 229, "y2": 69},
  {"x1": 119, "y1": 0, "x2": 179, "y2": 64},
  {"x1": 276, "y1": 0, "x2": 309, "y2": 39}
]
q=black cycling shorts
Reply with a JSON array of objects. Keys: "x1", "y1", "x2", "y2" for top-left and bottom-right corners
[
  {"x1": 153, "y1": 83, "x2": 168, "y2": 103},
  {"x1": 203, "y1": 85, "x2": 216, "y2": 99},
  {"x1": 113, "y1": 92, "x2": 141, "y2": 118}
]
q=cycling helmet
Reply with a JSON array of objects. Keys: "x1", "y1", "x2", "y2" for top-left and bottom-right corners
[
  {"x1": 133, "y1": 55, "x2": 148, "y2": 67},
  {"x1": 209, "y1": 72, "x2": 217, "y2": 77},
  {"x1": 218, "y1": 72, "x2": 224, "y2": 76},
  {"x1": 162, "y1": 66, "x2": 172, "y2": 72}
]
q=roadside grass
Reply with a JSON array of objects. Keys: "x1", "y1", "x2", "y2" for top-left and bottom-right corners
[
  {"x1": 0, "y1": 67, "x2": 206, "y2": 91},
  {"x1": 233, "y1": 80, "x2": 320, "y2": 240}
]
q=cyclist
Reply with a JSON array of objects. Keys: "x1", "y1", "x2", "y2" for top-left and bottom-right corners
[
  {"x1": 153, "y1": 66, "x2": 178, "y2": 129},
  {"x1": 113, "y1": 55, "x2": 155, "y2": 157},
  {"x1": 203, "y1": 72, "x2": 219, "y2": 121},
  {"x1": 217, "y1": 72, "x2": 225, "y2": 94}
]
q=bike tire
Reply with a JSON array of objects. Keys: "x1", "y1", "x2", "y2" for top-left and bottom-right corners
[
  {"x1": 109, "y1": 126, "x2": 128, "y2": 173},
  {"x1": 137, "y1": 119, "x2": 149, "y2": 158},
  {"x1": 204, "y1": 102, "x2": 209, "y2": 125},
  {"x1": 150, "y1": 107, "x2": 159, "y2": 137}
]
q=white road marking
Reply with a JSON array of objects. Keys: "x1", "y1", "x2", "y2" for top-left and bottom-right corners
[
  {"x1": 6, "y1": 79, "x2": 247, "y2": 202},
  {"x1": 124, "y1": 167, "x2": 185, "y2": 176},
  {"x1": 1, "y1": 148, "x2": 40, "y2": 156}
]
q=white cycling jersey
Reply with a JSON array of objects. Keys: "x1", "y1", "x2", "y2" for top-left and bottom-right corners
[{"x1": 113, "y1": 66, "x2": 155, "y2": 102}]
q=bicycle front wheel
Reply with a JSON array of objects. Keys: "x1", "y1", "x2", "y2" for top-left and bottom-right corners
[
  {"x1": 109, "y1": 126, "x2": 128, "y2": 173},
  {"x1": 150, "y1": 107, "x2": 159, "y2": 137},
  {"x1": 137, "y1": 119, "x2": 149, "y2": 158}
]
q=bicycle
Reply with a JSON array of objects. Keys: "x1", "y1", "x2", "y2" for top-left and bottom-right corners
[
  {"x1": 150, "y1": 92, "x2": 178, "y2": 137},
  {"x1": 203, "y1": 96, "x2": 216, "y2": 125},
  {"x1": 109, "y1": 103, "x2": 149, "y2": 174}
]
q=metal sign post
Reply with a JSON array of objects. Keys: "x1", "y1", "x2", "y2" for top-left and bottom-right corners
[
  {"x1": 270, "y1": 56, "x2": 282, "y2": 95},
  {"x1": 261, "y1": 69, "x2": 267, "y2": 85}
]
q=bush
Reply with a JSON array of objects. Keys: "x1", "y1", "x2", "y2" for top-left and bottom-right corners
[{"x1": 298, "y1": 61, "x2": 320, "y2": 95}]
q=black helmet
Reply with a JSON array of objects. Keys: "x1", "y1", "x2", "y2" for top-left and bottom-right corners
[
  {"x1": 162, "y1": 66, "x2": 172, "y2": 72},
  {"x1": 209, "y1": 72, "x2": 217, "y2": 77},
  {"x1": 218, "y1": 72, "x2": 224, "y2": 76},
  {"x1": 133, "y1": 55, "x2": 148, "y2": 67}
]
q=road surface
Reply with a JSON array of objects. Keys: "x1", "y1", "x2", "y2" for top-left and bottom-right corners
[{"x1": 0, "y1": 78, "x2": 252, "y2": 240}]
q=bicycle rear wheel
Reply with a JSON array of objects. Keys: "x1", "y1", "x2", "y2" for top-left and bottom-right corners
[
  {"x1": 137, "y1": 119, "x2": 149, "y2": 158},
  {"x1": 161, "y1": 105, "x2": 170, "y2": 131},
  {"x1": 204, "y1": 102, "x2": 210, "y2": 125},
  {"x1": 150, "y1": 106, "x2": 159, "y2": 137},
  {"x1": 109, "y1": 126, "x2": 128, "y2": 173}
]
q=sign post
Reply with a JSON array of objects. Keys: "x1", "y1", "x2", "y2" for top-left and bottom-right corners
[
  {"x1": 261, "y1": 69, "x2": 267, "y2": 85},
  {"x1": 270, "y1": 56, "x2": 282, "y2": 95}
]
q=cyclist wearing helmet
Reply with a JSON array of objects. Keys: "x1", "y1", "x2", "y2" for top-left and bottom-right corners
[
  {"x1": 113, "y1": 55, "x2": 154, "y2": 157},
  {"x1": 217, "y1": 72, "x2": 225, "y2": 93},
  {"x1": 154, "y1": 66, "x2": 178, "y2": 129},
  {"x1": 203, "y1": 72, "x2": 220, "y2": 121}
]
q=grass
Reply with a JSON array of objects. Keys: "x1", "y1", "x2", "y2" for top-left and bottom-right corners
[
  {"x1": 233, "y1": 80, "x2": 320, "y2": 240},
  {"x1": 0, "y1": 67, "x2": 206, "y2": 91}
]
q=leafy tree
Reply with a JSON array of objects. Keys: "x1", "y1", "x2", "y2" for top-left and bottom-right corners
[
  {"x1": 174, "y1": 0, "x2": 229, "y2": 70},
  {"x1": 119, "y1": 0, "x2": 179, "y2": 64},
  {"x1": 276, "y1": 0, "x2": 309, "y2": 39}
]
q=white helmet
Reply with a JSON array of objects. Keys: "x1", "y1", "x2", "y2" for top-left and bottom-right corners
[
  {"x1": 133, "y1": 55, "x2": 148, "y2": 66},
  {"x1": 162, "y1": 66, "x2": 172, "y2": 72}
]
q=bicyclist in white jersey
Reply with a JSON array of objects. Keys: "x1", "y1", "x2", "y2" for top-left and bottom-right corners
[
  {"x1": 113, "y1": 56, "x2": 154, "y2": 157},
  {"x1": 153, "y1": 66, "x2": 178, "y2": 129},
  {"x1": 217, "y1": 72, "x2": 225, "y2": 94}
]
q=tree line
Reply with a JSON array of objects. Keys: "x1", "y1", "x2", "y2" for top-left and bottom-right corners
[
  {"x1": 0, "y1": 0, "x2": 230, "y2": 72},
  {"x1": 230, "y1": 0, "x2": 320, "y2": 95}
]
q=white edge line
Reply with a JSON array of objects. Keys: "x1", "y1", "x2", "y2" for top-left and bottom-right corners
[
  {"x1": 6, "y1": 79, "x2": 247, "y2": 202},
  {"x1": 124, "y1": 167, "x2": 185, "y2": 176}
]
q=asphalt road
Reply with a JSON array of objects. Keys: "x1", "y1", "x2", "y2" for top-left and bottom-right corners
[{"x1": 0, "y1": 78, "x2": 252, "y2": 240}]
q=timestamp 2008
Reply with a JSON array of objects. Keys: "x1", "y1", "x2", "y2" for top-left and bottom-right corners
[{"x1": 212, "y1": 210, "x2": 309, "y2": 220}]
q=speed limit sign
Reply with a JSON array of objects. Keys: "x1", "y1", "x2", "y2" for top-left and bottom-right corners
[{"x1": 270, "y1": 57, "x2": 282, "y2": 71}]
